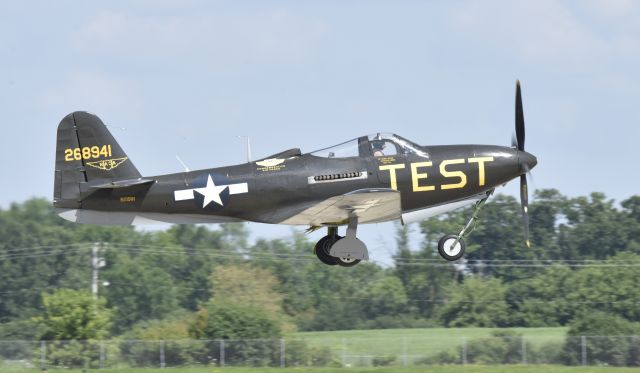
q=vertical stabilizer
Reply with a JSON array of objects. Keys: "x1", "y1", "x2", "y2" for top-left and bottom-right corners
[{"x1": 53, "y1": 111, "x2": 141, "y2": 208}]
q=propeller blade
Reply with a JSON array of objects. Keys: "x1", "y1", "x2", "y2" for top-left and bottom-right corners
[
  {"x1": 515, "y1": 80, "x2": 525, "y2": 151},
  {"x1": 520, "y1": 174, "x2": 530, "y2": 248},
  {"x1": 527, "y1": 170, "x2": 535, "y2": 189}
]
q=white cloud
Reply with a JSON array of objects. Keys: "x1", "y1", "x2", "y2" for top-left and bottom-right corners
[
  {"x1": 448, "y1": 0, "x2": 640, "y2": 70},
  {"x1": 584, "y1": 0, "x2": 639, "y2": 19},
  {"x1": 38, "y1": 71, "x2": 144, "y2": 115},
  {"x1": 73, "y1": 9, "x2": 328, "y2": 66}
]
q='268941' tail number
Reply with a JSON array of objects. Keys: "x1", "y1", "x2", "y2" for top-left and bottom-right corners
[{"x1": 64, "y1": 145, "x2": 112, "y2": 161}]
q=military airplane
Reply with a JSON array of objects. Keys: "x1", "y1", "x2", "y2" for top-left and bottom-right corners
[{"x1": 54, "y1": 81, "x2": 537, "y2": 267}]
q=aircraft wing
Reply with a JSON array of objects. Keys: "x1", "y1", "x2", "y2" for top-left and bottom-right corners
[{"x1": 281, "y1": 188, "x2": 401, "y2": 226}]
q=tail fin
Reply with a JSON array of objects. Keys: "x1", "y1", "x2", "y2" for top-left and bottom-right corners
[{"x1": 53, "y1": 111, "x2": 141, "y2": 208}]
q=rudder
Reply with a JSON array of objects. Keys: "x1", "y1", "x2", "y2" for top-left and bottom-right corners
[{"x1": 53, "y1": 111, "x2": 141, "y2": 208}]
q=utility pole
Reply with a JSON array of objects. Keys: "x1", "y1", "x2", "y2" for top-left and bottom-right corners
[{"x1": 91, "y1": 242, "x2": 106, "y2": 299}]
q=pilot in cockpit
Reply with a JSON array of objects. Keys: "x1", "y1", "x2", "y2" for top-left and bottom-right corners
[{"x1": 372, "y1": 140, "x2": 386, "y2": 157}]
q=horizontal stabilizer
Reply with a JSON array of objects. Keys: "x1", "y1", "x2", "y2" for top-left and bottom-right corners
[{"x1": 89, "y1": 178, "x2": 156, "y2": 189}]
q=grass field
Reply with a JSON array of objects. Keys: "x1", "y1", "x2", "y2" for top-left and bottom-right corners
[
  {"x1": 294, "y1": 327, "x2": 567, "y2": 359},
  {"x1": 1, "y1": 367, "x2": 639, "y2": 373},
  {"x1": 0, "y1": 327, "x2": 582, "y2": 372}
]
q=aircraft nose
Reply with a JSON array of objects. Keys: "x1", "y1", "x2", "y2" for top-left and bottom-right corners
[{"x1": 518, "y1": 151, "x2": 537, "y2": 173}]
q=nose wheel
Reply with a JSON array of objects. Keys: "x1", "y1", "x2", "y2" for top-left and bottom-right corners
[
  {"x1": 437, "y1": 190, "x2": 493, "y2": 261},
  {"x1": 438, "y1": 234, "x2": 466, "y2": 261}
]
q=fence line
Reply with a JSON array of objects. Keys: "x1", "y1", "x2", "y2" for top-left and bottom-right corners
[{"x1": 1, "y1": 336, "x2": 639, "y2": 368}]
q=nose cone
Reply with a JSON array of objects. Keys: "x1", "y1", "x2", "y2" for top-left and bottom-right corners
[{"x1": 519, "y1": 151, "x2": 537, "y2": 173}]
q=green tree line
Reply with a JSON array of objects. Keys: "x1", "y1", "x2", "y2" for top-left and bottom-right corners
[{"x1": 0, "y1": 189, "x2": 639, "y2": 342}]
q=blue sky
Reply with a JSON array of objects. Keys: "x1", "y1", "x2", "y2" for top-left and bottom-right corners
[{"x1": 1, "y1": 1, "x2": 639, "y2": 261}]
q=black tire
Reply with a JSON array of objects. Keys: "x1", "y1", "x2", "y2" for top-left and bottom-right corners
[
  {"x1": 438, "y1": 234, "x2": 466, "y2": 261},
  {"x1": 314, "y1": 235, "x2": 339, "y2": 265}
]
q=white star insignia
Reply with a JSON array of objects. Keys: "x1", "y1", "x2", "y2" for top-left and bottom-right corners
[
  {"x1": 194, "y1": 175, "x2": 228, "y2": 207},
  {"x1": 173, "y1": 174, "x2": 249, "y2": 208}
]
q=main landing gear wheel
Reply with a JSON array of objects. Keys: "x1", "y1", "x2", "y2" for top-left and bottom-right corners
[
  {"x1": 333, "y1": 238, "x2": 361, "y2": 267},
  {"x1": 314, "y1": 223, "x2": 367, "y2": 267},
  {"x1": 438, "y1": 234, "x2": 466, "y2": 261},
  {"x1": 314, "y1": 234, "x2": 340, "y2": 266}
]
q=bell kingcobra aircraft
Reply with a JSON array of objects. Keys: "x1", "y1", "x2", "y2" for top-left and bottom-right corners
[{"x1": 54, "y1": 81, "x2": 536, "y2": 267}]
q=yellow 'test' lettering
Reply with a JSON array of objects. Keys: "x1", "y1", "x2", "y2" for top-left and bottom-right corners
[
  {"x1": 410, "y1": 162, "x2": 435, "y2": 192},
  {"x1": 440, "y1": 159, "x2": 467, "y2": 190},
  {"x1": 378, "y1": 156, "x2": 495, "y2": 191},
  {"x1": 378, "y1": 164, "x2": 405, "y2": 190},
  {"x1": 467, "y1": 157, "x2": 494, "y2": 186}
]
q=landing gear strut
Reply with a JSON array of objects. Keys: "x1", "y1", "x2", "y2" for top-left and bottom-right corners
[
  {"x1": 313, "y1": 216, "x2": 368, "y2": 267},
  {"x1": 438, "y1": 190, "x2": 493, "y2": 261}
]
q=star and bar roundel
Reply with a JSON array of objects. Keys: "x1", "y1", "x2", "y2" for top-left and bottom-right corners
[{"x1": 174, "y1": 173, "x2": 248, "y2": 209}]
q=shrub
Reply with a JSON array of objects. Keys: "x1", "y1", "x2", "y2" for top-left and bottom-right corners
[
  {"x1": 284, "y1": 340, "x2": 338, "y2": 367},
  {"x1": 119, "y1": 339, "x2": 207, "y2": 367},
  {"x1": 562, "y1": 312, "x2": 639, "y2": 366},
  {"x1": 191, "y1": 301, "x2": 282, "y2": 340},
  {"x1": 37, "y1": 340, "x2": 120, "y2": 369},
  {"x1": 122, "y1": 316, "x2": 208, "y2": 367},
  {"x1": 190, "y1": 301, "x2": 283, "y2": 366},
  {"x1": 372, "y1": 355, "x2": 397, "y2": 366},
  {"x1": 464, "y1": 330, "x2": 523, "y2": 364},
  {"x1": 417, "y1": 350, "x2": 460, "y2": 365},
  {"x1": 418, "y1": 330, "x2": 524, "y2": 365},
  {"x1": 529, "y1": 341, "x2": 564, "y2": 364}
]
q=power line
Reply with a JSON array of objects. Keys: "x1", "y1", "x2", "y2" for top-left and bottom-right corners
[
  {"x1": 0, "y1": 243, "x2": 86, "y2": 254},
  {"x1": 2, "y1": 244, "x2": 640, "y2": 269},
  {"x1": 73, "y1": 242, "x2": 640, "y2": 265},
  {"x1": 0, "y1": 282, "x2": 89, "y2": 295},
  {"x1": 0, "y1": 247, "x2": 89, "y2": 261},
  {"x1": 4, "y1": 276, "x2": 640, "y2": 308}
]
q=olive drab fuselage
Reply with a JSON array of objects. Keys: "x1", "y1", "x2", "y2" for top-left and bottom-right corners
[{"x1": 75, "y1": 136, "x2": 530, "y2": 226}]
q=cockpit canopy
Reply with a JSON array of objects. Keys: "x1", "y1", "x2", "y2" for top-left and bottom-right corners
[{"x1": 310, "y1": 133, "x2": 428, "y2": 158}]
